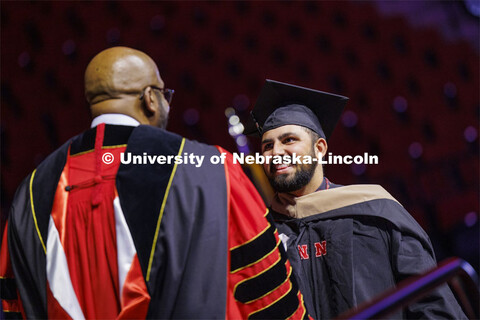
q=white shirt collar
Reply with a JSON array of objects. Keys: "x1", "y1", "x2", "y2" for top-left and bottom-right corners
[{"x1": 91, "y1": 114, "x2": 140, "y2": 128}]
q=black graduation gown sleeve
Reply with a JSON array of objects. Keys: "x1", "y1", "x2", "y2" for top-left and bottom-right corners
[{"x1": 391, "y1": 226, "x2": 467, "y2": 319}]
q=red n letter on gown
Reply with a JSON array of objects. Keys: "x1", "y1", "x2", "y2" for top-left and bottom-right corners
[
  {"x1": 314, "y1": 241, "x2": 327, "y2": 257},
  {"x1": 297, "y1": 245, "x2": 309, "y2": 260}
]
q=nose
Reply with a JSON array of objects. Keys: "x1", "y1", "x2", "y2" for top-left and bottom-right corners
[{"x1": 271, "y1": 141, "x2": 285, "y2": 156}]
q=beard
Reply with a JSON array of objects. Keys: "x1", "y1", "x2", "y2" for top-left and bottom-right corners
[
  {"x1": 154, "y1": 90, "x2": 169, "y2": 129},
  {"x1": 157, "y1": 112, "x2": 169, "y2": 129},
  {"x1": 267, "y1": 148, "x2": 317, "y2": 193}
]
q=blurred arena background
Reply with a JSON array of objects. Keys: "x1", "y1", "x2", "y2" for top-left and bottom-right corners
[{"x1": 1, "y1": 1, "x2": 478, "y2": 271}]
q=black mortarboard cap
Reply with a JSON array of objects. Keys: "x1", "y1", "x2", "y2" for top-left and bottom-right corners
[{"x1": 245, "y1": 79, "x2": 349, "y2": 140}]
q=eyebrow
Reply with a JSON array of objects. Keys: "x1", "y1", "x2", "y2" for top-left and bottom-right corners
[{"x1": 261, "y1": 132, "x2": 298, "y2": 144}]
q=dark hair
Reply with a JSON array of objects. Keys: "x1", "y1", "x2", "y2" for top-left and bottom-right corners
[
  {"x1": 302, "y1": 126, "x2": 326, "y2": 171},
  {"x1": 302, "y1": 127, "x2": 321, "y2": 146}
]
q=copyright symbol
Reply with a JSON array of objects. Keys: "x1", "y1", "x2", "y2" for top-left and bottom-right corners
[{"x1": 102, "y1": 152, "x2": 114, "y2": 164}]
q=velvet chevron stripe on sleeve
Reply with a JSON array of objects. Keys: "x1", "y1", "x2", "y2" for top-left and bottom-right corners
[{"x1": 221, "y1": 148, "x2": 310, "y2": 319}]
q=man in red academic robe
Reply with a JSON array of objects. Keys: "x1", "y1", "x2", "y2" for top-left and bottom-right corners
[{"x1": 0, "y1": 47, "x2": 309, "y2": 319}]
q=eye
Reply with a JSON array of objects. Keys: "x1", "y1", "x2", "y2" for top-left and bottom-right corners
[
  {"x1": 262, "y1": 143, "x2": 273, "y2": 152},
  {"x1": 283, "y1": 137, "x2": 297, "y2": 144}
]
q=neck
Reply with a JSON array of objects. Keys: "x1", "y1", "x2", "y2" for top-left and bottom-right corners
[
  {"x1": 90, "y1": 98, "x2": 147, "y2": 124},
  {"x1": 288, "y1": 170, "x2": 324, "y2": 197}
]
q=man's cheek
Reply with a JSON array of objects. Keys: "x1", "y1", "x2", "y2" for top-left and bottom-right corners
[{"x1": 263, "y1": 164, "x2": 270, "y2": 174}]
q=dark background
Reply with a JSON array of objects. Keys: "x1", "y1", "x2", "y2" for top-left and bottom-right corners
[{"x1": 1, "y1": 1, "x2": 478, "y2": 270}]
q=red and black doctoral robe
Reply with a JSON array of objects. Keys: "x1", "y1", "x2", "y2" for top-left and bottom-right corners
[{"x1": 1, "y1": 124, "x2": 309, "y2": 319}]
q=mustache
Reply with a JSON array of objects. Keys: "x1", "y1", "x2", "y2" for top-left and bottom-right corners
[
  {"x1": 268, "y1": 154, "x2": 303, "y2": 174},
  {"x1": 270, "y1": 163, "x2": 297, "y2": 174}
]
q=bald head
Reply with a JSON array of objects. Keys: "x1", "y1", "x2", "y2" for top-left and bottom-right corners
[
  {"x1": 85, "y1": 46, "x2": 163, "y2": 105},
  {"x1": 84, "y1": 47, "x2": 169, "y2": 128}
]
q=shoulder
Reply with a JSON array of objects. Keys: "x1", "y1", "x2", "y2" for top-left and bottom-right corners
[
  {"x1": 320, "y1": 184, "x2": 429, "y2": 237},
  {"x1": 316, "y1": 184, "x2": 404, "y2": 215},
  {"x1": 8, "y1": 133, "x2": 78, "y2": 239},
  {"x1": 131, "y1": 125, "x2": 220, "y2": 155}
]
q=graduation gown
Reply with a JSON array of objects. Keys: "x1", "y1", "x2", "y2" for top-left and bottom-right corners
[
  {"x1": 1, "y1": 124, "x2": 308, "y2": 319},
  {"x1": 270, "y1": 183, "x2": 467, "y2": 319}
]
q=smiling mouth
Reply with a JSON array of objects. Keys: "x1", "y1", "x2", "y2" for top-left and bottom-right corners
[{"x1": 272, "y1": 164, "x2": 292, "y2": 175}]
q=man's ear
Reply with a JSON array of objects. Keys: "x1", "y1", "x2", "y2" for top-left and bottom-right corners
[
  {"x1": 142, "y1": 87, "x2": 156, "y2": 116},
  {"x1": 315, "y1": 138, "x2": 328, "y2": 158}
]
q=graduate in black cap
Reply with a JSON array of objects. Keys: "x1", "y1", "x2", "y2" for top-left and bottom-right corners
[{"x1": 247, "y1": 79, "x2": 467, "y2": 319}]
